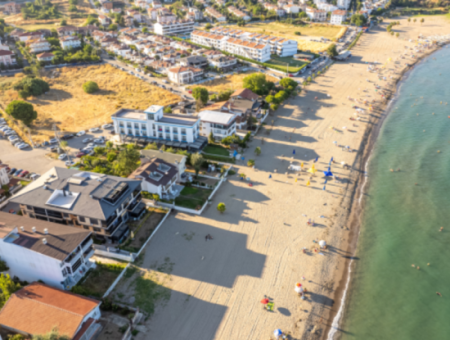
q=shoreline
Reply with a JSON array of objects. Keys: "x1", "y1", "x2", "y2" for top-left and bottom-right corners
[{"x1": 320, "y1": 40, "x2": 445, "y2": 340}]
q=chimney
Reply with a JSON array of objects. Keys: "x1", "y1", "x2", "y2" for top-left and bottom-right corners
[
  {"x1": 20, "y1": 226, "x2": 24, "y2": 232},
  {"x1": 32, "y1": 227, "x2": 36, "y2": 233},
  {"x1": 44, "y1": 228, "x2": 48, "y2": 235},
  {"x1": 42, "y1": 238, "x2": 47, "y2": 245}
]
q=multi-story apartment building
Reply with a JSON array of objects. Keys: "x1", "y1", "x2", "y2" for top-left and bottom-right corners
[
  {"x1": 198, "y1": 111, "x2": 237, "y2": 140},
  {"x1": 209, "y1": 55, "x2": 237, "y2": 70},
  {"x1": 157, "y1": 12, "x2": 177, "y2": 23},
  {"x1": 227, "y1": 6, "x2": 251, "y2": 21},
  {"x1": 330, "y1": 9, "x2": 347, "y2": 25},
  {"x1": 337, "y1": 0, "x2": 351, "y2": 9},
  {"x1": 10, "y1": 168, "x2": 143, "y2": 243},
  {"x1": 305, "y1": 7, "x2": 327, "y2": 21},
  {"x1": 0, "y1": 212, "x2": 95, "y2": 289},
  {"x1": 209, "y1": 27, "x2": 298, "y2": 58},
  {"x1": 168, "y1": 66, "x2": 204, "y2": 84},
  {"x1": 112, "y1": 105, "x2": 206, "y2": 150},
  {"x1": 0, "y1": 48, "x2": 15, "y2": 66},
  {"x1": 154, "y1": 19, "x2": 195, "y2": 36},
  {"x1": 60, "y1": 36, "x2": 81, "y2": 49},
  {"x1": 204, "y1": 7, "x2": 227, "y2": 22},
  {"x1": 191, "y1": 30, "x2": 271, "y2": 62},
  {"x1": 26, "y1": 38, "x2": 51, "y2": 53},
  {"x1": 317, "y1": 2, "x2": 338, "y2": 12},
  {"x1": 0, "y1": 164, "x2": 9, "y2": 186}
]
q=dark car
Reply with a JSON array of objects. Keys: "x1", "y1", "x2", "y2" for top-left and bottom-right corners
[
  {"x1": 14, "y1": 169, "x2": 23, "y2": 176},
  {"x1": 8, "y1": 168, "x2": 16, "y2": 175},
  {"x1": 50, "y1": 147, "x2": 59, "y2": 153},
  {"x1": 61, "y1": 133, "x2": 74, "y2": 140},
  {"x1": 42, "y1": 141, "x2": 50, "y2": 146}
]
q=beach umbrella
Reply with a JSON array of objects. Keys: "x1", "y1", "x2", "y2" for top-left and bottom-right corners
[
  {"x1": 274, "y1": 329, "x2": 283, "y2": 337},
  {"x1": 331, "y1": 157, "x2": 334, "y2": 162},
  {"x1": 314, "y1": 157, "x2": 319, "y2": 163},
  {"x1": 324, "y1": 167, "x2": 333, "y2": 177},
  {"x1": 308, "y1": 167, "x2": 317, "y2": 175},
  {"x1": 293, "y1": 149, "x2": 296, "y2": 155},
  {"x1": 301, "y1": 162, "x2": 304, "y2": 169},
  {"x1": 306, "y1": 180, "x2": 310, "y2": 186},
  {"x1": 269, "y1": 174, "x2": 272, "y2": 179},
  {"x1": 261, "y1": 298, "x2": 269, "y2": 305},
  {"x1": 323, "y1": 185, "x2": 326, "y2": 190},
  {"x1": 295, "y1": 285, "x2": 304, "y2": 294},
  {"x1": 319, "y1": 240, "x2": 326, "y2": 248}
]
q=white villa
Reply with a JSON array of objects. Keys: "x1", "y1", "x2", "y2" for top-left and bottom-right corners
[{"x1": 198, "y1": 111, "x2": 237, "y2": 140}]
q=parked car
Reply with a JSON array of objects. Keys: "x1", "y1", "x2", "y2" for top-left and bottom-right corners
[
  {"x1": 87, "y1": 143, "x2": 95, "y2": 148},
  {"x1": 18, "y1": 170, "x2": 29, "y2": 178},
  {"x1": 42, "y1": 141, "x2": 50, "y2": 146},
  {"x1": 76, "y1": 131, "x2": 86, "y2": 137},
  {"x1": 12, "y1": 140, "x2": 23, "y2": 146},
  {"x1": 8, "y1": 168, "x2": 16, "y2": 175},
  {"x1": 50, "y1": 147, "x2": 59, "y2": 153},
  {"x1": 30, "y1": 173, "x2": 40, "y2": 180},
  {"x1": 58, "y1": 154, "x2": 67, "y2": 160},
  {"x1": 5, "y1": 130, "x2": 16, "y2": 136},
  {"x1": 61, "y1": 133, "x2": 74, "y2": 140},
  {"x1": 89, "y1": 127, "x2": 100, "y2": 133},
  {"x1": 18, "y1": 143, "x2": 30, "y2": 150},
  {"x1": 13, "y1": 169, "x2": 23, "y2": 176},
  {"x1": 94, "y1": 138, "x2": 104, "y2": 144},
  {"x1": 15, "y1": 142, "x2": 27, "y2": 148},
  {"x1": 49, "y1": 138, "x2": 58, "y2": 144},
  {"x1": 76, "y1": 151, "x2": 86, "y2": 158},
  {"x1": 102, "y1": 124, "x2": 113, "y2": 129},
  {"x1": 82, "y1": 138, "x2": 93, "y2": 143},
  {"x1": 8, "y1": 135, "x2": 18, "y2": 141},
  {"x1": 65, "y1": 161, "x2": 75, "y2": 167}
]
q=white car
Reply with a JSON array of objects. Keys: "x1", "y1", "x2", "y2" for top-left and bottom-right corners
[
  {"x1": 94, "y1": 138, "x2": 104, "y2": 144},
  {"x1": 5, "y1": 130, "x2": 16, "y2": 136},
  {"x1": 82, "y1": 138, "x2": 92, "y2": 143},
  {"x1": 65, "y1": 160, "x2": 75, "y2": 166},
  {"x1": 76, "y1": 131, "x2": 86, "y2": 137},
  {"x1": 8, "y1": 135, "x2": 18, "y2": 141},
  {"x1": 49, "y1": 138, "x2": 58, "y2": 144},
  {"x1": 87, "y1": 143, "x2": 95, "y2": 148},
  {"x1": 101, "y1": 124, "x2": 112, "y2": 129},
  {"x1": 58, "y1": 154, "x2": 67, "y2": 160},
  {"x1": 89, "y1": 127, "x2": 100, "y2": 133},
  {"x1": 30, "y1": 173, "x2": 40, "y2": 180},
  {"x1": 18, "y1": 143, "x2": 30, "y2": 150}
]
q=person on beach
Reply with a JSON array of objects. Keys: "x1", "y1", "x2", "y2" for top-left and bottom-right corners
[{"x1": 437, "y1": 292, "x2": 442, "y2": 297}]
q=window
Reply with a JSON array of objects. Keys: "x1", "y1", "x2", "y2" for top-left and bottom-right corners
[
  {"x1": 94, "y1": 227, "x2": 101, "y2": 233},
  {"x1": 79, "y1": 216, "x2": 86, "y2": 223},
  {"x1": 83, "y1": 226, "x2": 90, "y2": 230},
  {"x1": 63, "y1": 213, "x2": 69, "y2": 218},
  {"x1": 62, "y1": 268, "x2": 67, "y2": 277},
  {"x1": 181, "y1": 129, "x2": 186, "y2": 135},
  {"x1": 147, "y1": 113, "x2": 154, "y2": 120},
  {"x1": 90, "y1": 218, "x2": 98, "y2": 225},
  {"x1": 27, "y1": 205, "x2": 32, "y2": 210},
  {"x1": 134, "y1": 123, "x2": 139, "y2": 129},
  {"x1": 72, "y1": 258, "x2": 82, "y2": 272}
]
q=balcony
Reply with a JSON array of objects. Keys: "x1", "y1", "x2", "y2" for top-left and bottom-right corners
[
  {"x1": 83, "y1": 247, "x2": 95, "y2": 261},
  {"x1": 65, "y1": 248, "x2": 83, "y2": 266}
]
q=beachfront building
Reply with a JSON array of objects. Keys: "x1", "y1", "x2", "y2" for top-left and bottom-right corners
[
  {"x1": 0, "y1": 283, "x2": 101, "y2": 339},
  {"x1": 198, "y1": 110, "x2": 237, "y2": 140},
  {"x1": 10, "y1": 167, "x2": 144, "y2": 243},
  {"x1": 305, "y1": 7, "x2": 327, "y2": 21},
  {"x1": 330, "y1": 10, "x2": 347, "y2": 25},
  {"x1": 204, "y1": 7, "x2": 227, "y2": 22},
  {"x1": 210, "y1": 27, "x2": 298, "y2": 57},
  {"x1": 112, "y1": 105, "x2": 207, "y2": 150},
  {"x1": 0, "y1": 212, "x2": 94, "y2": 289},
  {"x1": 337, "y1": 0, "x2": 351, "y2": 9},
  {"x1": 154, "y1": 19, "x2": 195, "y2": 36}
]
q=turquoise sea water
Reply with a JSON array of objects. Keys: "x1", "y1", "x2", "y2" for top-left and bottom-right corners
[{"x1": 341, "y1": 47, "x2": 450, "y2": 340}]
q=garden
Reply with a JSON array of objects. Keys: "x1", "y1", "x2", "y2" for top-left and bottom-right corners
[{"x1": 174, "y1": 186, "x2": 213, "y2": 210}]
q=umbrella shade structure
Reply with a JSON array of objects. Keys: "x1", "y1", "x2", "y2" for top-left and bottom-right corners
[
  {"x1": 295, "y1": 286, "x2": 304, "y2": 293},
  {"x1": 274, "y1": 329, "x2": 283, "y2": 336},
  {"x1": 308, "y1": 167, "x2": 317, "y2": 174},
  {"x1": 261, "y1": 298, "x2": 269, "y2": 304},
  {"x1": 319, "y1": 240, "x2": 326, "y2": 248},
  {"x1": 324, "y1": 167, "x2": 333, "y2": 177}
]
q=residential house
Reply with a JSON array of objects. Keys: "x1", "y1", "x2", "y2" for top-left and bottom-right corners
[
  {"x1": 157, "y1": 11, "x2": 177, "y2": 23},
  {"x1": 10, "y1": 168, "x2": 144, "y2": 243},
  {"x1": 136, "y1": 0, "x2": 149, "y2": 9},
  {"x1": 100, "y1": 36, "x2": 119, "y2": 48},
  {"x1": 208, "y1": 55, "x2": 237, "y2": 70},
  {"x1": 140, "y1": 150, "x2": 187, "y2": 181},
  {"x1": 204, "y1": 7, "x2": 227, "y2": 22},
  {"x1": 148, "y1": 7, "x2": 160, "y2": 20},
  {"x1": 57, "y1": 25, "x2": 78, "y2": 36},
  {"x1": 264, "y1": 3, "x2": 285, "y2": 16},
  {"x1": 0, "y1": 282, "x2": 101, "y2": 339},
  {"x1": 305, "y1": 7, "x2": 327, "y2": 21},
  {"x1": 36, "y1": 52, "x2": 55, "y2": 62},
  {"x1": 227, "y1": 6, "x2": 251, "y2": 21},
  {"x1": 154, "y1": 19, "x2": 195, "y2": 35},
  {"x1": 179, "y1": 55, "x2": 208, "y2": 68},
  {"x1": 215, "y1": 0, "x2": 225, "y2": 5},
  {"x1": 230, "y1": 88, "x2": 259, "y2": 101},
  {"x1": 152, "y1": 0, "x2": 162, "y2": 8},
  {"x1": 186, "y1": 7, "x2": 203, "y2": 20},
  {"x1": 149, "y1": 60, "x2": 174, "y2": 73},
  {"x1": 198, "y1": 110, "x2": 237, "y2": 140},
  {"x1": 26, "y1": 38, "x2": 51, "y2": 53},
  {"x1": 102, "y1": 0, "x2": 113, "y2": 12},
  {"x1": 8, "y1": 28, "x2": 25, "y2": 40},
  {"x1": 60, "y1": 35, "x2": 81, "y2": 49},
  {"x1": 191, "y1": 30, "x2": 227, "y2": 50},
  {"x1": 128, "y1": 158, "x2": 179, "y2": 198},
  {"x1": 17, "y1": 31, "x2": 44, "y2": 42},
  {"x1": 0, "y1": 212, "x2": 94, "y2": 288},
  {"x1": 4, "y1": 2, "x2": 21, "y2": 14},
  {"x1": 0, "y1": 49, "x2": 15, "y2": 66},
  {"x1": 202, "y1": 49, "x2": 224, "y2": 59},
  {"x1": 283, "y1": 4, "x2": 299, "y2": 14},
  {"x1": 112, "y1": 105, "x2": 206, "y2": 150},
  {"x1": 127, "y1": 9, "x2": 143, "y2": 22},
  {"x1": 317, "y1": 2, "x2": 338, "y2": 12},
  {"x1": 330, "y1": 9, "x2": 347, "y2": 24},
  {"x1": 168, "y1": 66, "x2": 203, "y2": 84},
  {"x1": 98, "y1": 14, "x2": 112, "y2": 26},
  {"x1": 337, "y1": 0, "x2": 351, "y2": 9},
  {"x1": 111, "y1": 7, "x2": 122, "y2": 14}
]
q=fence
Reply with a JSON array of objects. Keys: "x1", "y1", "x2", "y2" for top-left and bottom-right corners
[
  {"x1": 93, "y1": 245, "x2": 136, "y2": 262},
  {"x1": 102, "y1": 263, "x2": 131, "y2": 298}
]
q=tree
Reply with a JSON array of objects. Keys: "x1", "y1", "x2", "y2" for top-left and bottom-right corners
[
  {"x1": 192, "y1": 87, "x2": 209, "y2": 105},
  {"x1": 142, "y1": 27, "x2": 149, "y2": 33},
  {"x1": 60, "y1": 19, "x2": 67, "y2": 26},
  {"x1": 420, "y1": 18, "x2": 424, "y2": 24},
  {"x1": 105, "y1": 141, "x2": 113, "y2": 149},
  {"x1": 326, "y1": 44, "x2": 338, "y2": 57},
  {"x1": 351, "y1": 14, "x2": 367, "y2": 27},
  {"x1": 5, "y1": 100, "x2": 37, "y2": 126},
  {"x1": 191, "y1": 152, "x2": 204, "y2": 178},
  {"x1": 413, "y1": 18, "x2": 416, "y2": 23},
  {"x1": 280, "y1": 78, "x2": 298, "y2": 91},
  {"x1": 298, "y1": 12, "x2": 307, "y2": 19},
  {"x1": 254, "y1": 146, "x2": 261, "y2": 156},
  {"x1": 144, "y1": 142, "x2": 158, "y2": 150},
  {"x1": 247, "y1": 159, "x2": 255, "y2": 167},
  {"x1": 217, "y1": 202, "x2": 226, "y2": 214},
  {"x1": 59, "y1": 140, "x2": 68, "y2": 152},
  {"x1": 13, "y1": 77, "x2": 50, "y2": 99},
  {"x1": 407, "y1": 18, "x2": 411, "y2": 23},
  {"x1": 82, "y1": 81, "x2": 99, "y2": 94},
  {"x1": 208, "y1": 131, "x2": 214, "y2": 144},
  {"x1": 163, "y1": 106, "x2": 172, "y2": 113},
  {"x1": 205, "y1": 23, "x2": 212, "y2": 30},
  {"x1": 0, "y1": 274, "x2": 20, "y2": 308},
  {"x1": 113, "y1": 147, "x2": 140, "y2": 176},
  {"x1": 32, "y1": 328, "x2": 70, "y2": 340},
  {"x1": 243, "y1": 73, "x2": 273, "y2": 96},
  {"x1": 108, "y1": 24, "x2": 118, "y2": 31},
  {"x1": 106, "y1": 152, "x2": 117, "y2": 162},
  {"x1": 396, "y1": 32, "x2": 399, "y2": 38}
]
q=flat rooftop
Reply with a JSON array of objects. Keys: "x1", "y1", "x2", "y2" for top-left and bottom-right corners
[{"x1": 112, "y1": 108, "x2": 147, "y2": 120}]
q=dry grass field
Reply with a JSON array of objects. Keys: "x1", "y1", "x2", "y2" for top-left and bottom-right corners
[
  {"x1": 187, "y1": 72, "x2": 279, "y2": 93},
  {"x1": 224, "y1": 22, "x2": 347, "y2": 52},
  {"x1": 4, "y1": 0, "x2": 95, "y2": 30},
  {"x1": 0, "y1": 65, "x2": 180, "y2": 142}
]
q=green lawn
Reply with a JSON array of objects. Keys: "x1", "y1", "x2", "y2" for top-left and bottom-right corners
[
  {"x1": 175, "y1": 186, "x2": 212, "y2": 210},
  {"x1": 203, "y1": 144, "x2": 230, "y2": 156},
  {"x1": 265, "y1": 55, "x2": 308, "y2": 73}
]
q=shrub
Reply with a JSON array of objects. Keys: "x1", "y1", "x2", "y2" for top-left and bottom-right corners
[
  {"x1": 294, "y1": 31, "x2": 301, "y2": 35},
  {"x1": 106, "y1": 152, "x2": 117, "y2": 162},
  {"x1": 217, "y1": 202, "x2": 226, "y2": 213},
  {"x1": 5, "y1": 100, "x2": 37, "y2": 126},
  {"x1": 247, "y1": 159, "x2": 255, "y2": 167},
  {"x1": 82, "y1": 81, "x2": 99, "y2": 94},
  {"x1": 144, "y1": 142, "x2": 158, "y2": 150},
  {"x1": 13, "y1": 77, "x2": 50, "y2": 99},
  {"x1": 254, "y1": 147, "x2": 261, "y2": 156},
  {"x1": 0, "y1": 260, "x2": 9, "y2": 272}
]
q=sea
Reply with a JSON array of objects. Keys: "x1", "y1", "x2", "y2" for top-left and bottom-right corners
[{"x1": 338, "y1": 46, "x2": 450, "y2": 340}]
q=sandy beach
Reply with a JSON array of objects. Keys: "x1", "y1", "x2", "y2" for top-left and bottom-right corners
[{"x1": 114, "y1": 17, "x2": 450, "y2": 340}]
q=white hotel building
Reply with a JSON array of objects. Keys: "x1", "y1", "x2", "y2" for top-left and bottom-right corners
[
  {"x1": 191, "y1": 30, "x2": 271, "y2": 62},
  {"x1": 154, "y1": 19, "x2": 195, "y2": 36},
  {"x1": 112, "y1": 105, "x2": 207, "y2": 150}
]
